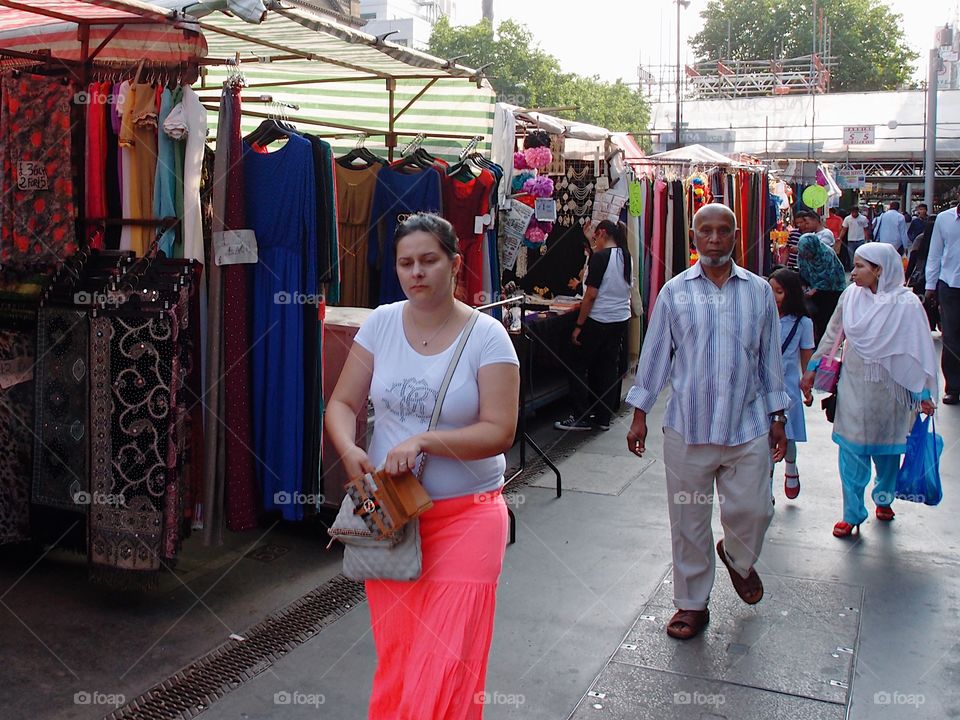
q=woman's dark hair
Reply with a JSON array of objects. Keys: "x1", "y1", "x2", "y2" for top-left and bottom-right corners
[
  {"x1": 394, "y1": 213, "x2": 459, "y2": 259},
  {"x1": 769, "y1": 268, "x2": 807, "y2": 318},
  {"x1": 596, "y1": 219, "x2": 632, "y2": 284}
]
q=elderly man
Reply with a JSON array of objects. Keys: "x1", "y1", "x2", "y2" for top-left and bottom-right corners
[{"x1": 626, "y1": 203, "x2": 789, "y2": 640}]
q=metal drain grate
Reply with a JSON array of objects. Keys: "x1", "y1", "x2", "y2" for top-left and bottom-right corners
[{"x1": 106, "y1": 574, "x2": 366, "y2": 720}]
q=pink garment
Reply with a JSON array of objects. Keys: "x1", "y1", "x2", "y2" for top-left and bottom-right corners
[
  {"x1": 649, "y1": 180, "x2": 668, "y2": 318},
  {"x1": 365, "y1": 489, "x2": 508, "y2": 720}
]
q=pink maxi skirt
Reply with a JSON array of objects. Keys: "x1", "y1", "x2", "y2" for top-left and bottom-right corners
[{"x1": 365, "y1": 488, "x2": 508, "y2": 720}]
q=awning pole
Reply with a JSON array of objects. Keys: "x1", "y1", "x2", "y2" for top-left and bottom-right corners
[{"x1": 386, "y1": 78, "x2": 397, "y2": 162}]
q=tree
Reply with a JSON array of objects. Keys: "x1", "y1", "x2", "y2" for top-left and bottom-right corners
[
  {"x1": 690, "y1": 0, "x2": 918, "y2": 92},
  {"x1": 429, "y1": 18, "x2": 650, "y2": 135}
]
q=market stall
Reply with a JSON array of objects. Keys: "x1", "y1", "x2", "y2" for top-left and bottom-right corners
[{"x1": 0, "y1": 0, "x2": 500, "y2": 586}]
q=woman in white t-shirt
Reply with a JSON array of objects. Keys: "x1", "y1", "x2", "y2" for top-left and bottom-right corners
[
  {"x1": 326, "y1": 213, "x2": 520, "y2": 719},
  {"x1": 556, "y1": 219, "x2": 634, "y2": 432}
]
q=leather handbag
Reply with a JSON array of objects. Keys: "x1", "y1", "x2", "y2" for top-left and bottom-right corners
[
  {"x1": 813, "y1": 329, "x2": 844, "y2": 394},
  {"x1": 328, "y1": 311, "x2": 480, "y2": 581}
]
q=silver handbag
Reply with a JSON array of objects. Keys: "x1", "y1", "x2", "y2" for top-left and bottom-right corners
[{"x1": 328, "y1": 312, "x2": 480, "y2": 582}]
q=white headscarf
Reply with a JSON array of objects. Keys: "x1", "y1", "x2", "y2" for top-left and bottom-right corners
[{"x1": 842, "y1": 243, "x2": 939, "y2": 401}]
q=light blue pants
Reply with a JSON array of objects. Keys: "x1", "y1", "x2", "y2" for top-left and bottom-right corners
[{"x1": 838, "y1": 448, "x2": 900, "y2": 525}]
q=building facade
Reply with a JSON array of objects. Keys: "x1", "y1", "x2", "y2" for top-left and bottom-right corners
[{"x1": 359, "y1": 0, "x2": 455, "y2": 50}]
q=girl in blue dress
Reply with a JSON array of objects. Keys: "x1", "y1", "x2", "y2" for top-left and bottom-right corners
[{"x1": 769, "y1": 269, "x2": 815, "y2": 500}]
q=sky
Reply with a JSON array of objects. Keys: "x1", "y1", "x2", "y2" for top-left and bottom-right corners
[{"x1": 453, "y1": 0, "x2": 958, "y2": 89}]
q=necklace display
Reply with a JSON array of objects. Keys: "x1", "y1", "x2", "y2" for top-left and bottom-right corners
[{"x1": 410, "y1": 305, "x2": 457, "y2": 347}]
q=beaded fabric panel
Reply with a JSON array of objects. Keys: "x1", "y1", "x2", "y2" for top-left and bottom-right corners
[
  {"x1": 32, "y1": 308, "x2": 89, "y2": 511},
  {"x1": 89, "y1": 313, "x2": 175, "y2": 587}
]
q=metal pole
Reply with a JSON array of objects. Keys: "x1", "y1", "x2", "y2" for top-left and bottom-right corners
[
  {"x1": 925, "y1": 48, "x2": 939, "y2": 210},
  {"x1": 675, "y1": 0, "x2": 682, "y2": 147}
]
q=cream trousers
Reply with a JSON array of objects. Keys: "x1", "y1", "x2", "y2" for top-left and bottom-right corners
[{"x1": 662, "y1": 427, "x2": 774, "y2": 611}]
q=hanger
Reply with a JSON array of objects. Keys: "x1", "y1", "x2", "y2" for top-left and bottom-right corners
[
  {"x1": 392, "y1": 134, "x2": 435, "y2": 172},
  {"x1": 244, "y1": 100, "x2": 299, "y2": 149},
  {"x1": 336, "y1": 134, "x2": 384, "y2": 169}
]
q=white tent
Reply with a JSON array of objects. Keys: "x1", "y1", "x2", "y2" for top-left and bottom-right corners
[{"x1": 647, "y1": 143, "x2": 740, "y2": 165}]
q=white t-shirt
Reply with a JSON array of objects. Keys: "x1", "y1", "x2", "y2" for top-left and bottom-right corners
[
  {"x1": 842, "y1": 214, "x2": 870, "y2": 244},
  {"x1": 817, "y1": 228, "x2": 836, "y2": 249},
  {"x1": 353, "y1": 302, "x2": 520, "y2": 500},
  {"x1": 585, "y1": 247, "x2": 633, "y2": 323}
]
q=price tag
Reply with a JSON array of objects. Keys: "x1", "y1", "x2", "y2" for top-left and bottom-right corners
[
  {"x1": 628, "y1": 181, "x2": 644, "y2": 217},
  {"x1": 595, "y1": 175, "x2": 610, "y2": 192},
  {"x1": 474, "y1": 213, "x2": 492, "y2": 235},
  {"x1": 214, "y1": 229, "x2": 259, "y2": 266},
  {"x1": 535, "y1": 198, "x2": 557, "y2": 222},
  {"x1": 17, "y1": 161, "x2": 49, "y2": 191}
]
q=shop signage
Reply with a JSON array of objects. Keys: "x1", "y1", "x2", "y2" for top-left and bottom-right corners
[
  {"x1": 16, "y1": 161, "x2": 49, "y2": 190},
  {"x1": 535, "y1": 198, "x2": 557, "y2": 222},
  {"x1": 842, "y1": 126, "x2": 875, "y2": 145},
  {"x1": 836, "y1": 170, "x2": 866, "y2": 189},
  {"x1": 501, "y1": 202, "x2": 535, "y2": 270}
]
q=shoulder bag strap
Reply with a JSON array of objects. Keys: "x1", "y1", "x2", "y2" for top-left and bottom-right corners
[
  {"x1": 417, "y1": 311, "x2": 481, "y2": 480},
  {"x1": 781, "y1": 316, "x2": 802, "y2": 354}
]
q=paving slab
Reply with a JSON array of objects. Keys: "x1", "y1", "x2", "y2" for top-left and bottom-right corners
[
  {"x1": 529, "y1": 452, "x2": 655, "y2": 495},
  {"x1": 569, "y1": 663, "x2": 846, "y2": 720}
]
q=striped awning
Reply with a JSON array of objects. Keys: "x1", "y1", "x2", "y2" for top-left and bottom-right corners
[
  {"x1": 0, "y1": 1, "x2": 205, "y2": 65},
  {"x1": 0, "y1": 1, "x2": 480, "y2": 80},
  {"x1": 201, "y1": 69, "x2": 496, "y2": 161},
  {"x1": 198, "y1": 6, "x2": 477, "y2": 80}
]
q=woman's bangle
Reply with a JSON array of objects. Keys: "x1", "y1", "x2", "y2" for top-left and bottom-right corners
[{"x1": 575, "y1": 323, "x2": 584, "y2": 329}]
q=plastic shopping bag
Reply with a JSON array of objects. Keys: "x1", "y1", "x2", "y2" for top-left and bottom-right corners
[{"x1": 895, "y1": 414, "x2": 943, "y2": 506}]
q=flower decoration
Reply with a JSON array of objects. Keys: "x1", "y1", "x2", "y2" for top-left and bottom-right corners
[
  {"x1": 513, "y1": 151, "x2": 529, "y2": 170},
  {"x1": 523, "y1": 219, "x2": 554, "y2": 246},
  {"x1": 522, "y1": 175, "x2": 554, "y2": 198},
  {"x1": 524, "y1": 226, "x2": 546, "y2": 244},
  {"x1": 524, "y1": 146, "x2": 553, "y2": 170},
  {"x1": 511, "y1": 170, "x2": 536, "y2": 194}
]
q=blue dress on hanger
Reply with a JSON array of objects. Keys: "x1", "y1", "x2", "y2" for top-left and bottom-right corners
[
  {"x1": 368, "y1": 165, "x2": 442, "y2": 305},
  {"x1": 244, "y1": 134, "x2": 318, "y2": 521}
]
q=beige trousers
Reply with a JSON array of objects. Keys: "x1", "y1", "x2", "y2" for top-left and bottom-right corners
[{"x1": 662, "y1": 427, "x2": 774, "y2": 611}]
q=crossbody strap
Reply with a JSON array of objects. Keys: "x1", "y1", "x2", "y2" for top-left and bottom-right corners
[
  {"x1": 781, "y1": 316, "x2": 802, "y2": 354},
  {"x1": 417, "y1": 311, "x2": 481, "y2": 481},
  {"x1": 429, "y1": 311, "x2": 480, "y2": 430}
]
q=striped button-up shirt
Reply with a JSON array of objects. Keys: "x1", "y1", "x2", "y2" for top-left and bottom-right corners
[{"x1": 626, "y1": 262, "x2": 790, "y2": 446}]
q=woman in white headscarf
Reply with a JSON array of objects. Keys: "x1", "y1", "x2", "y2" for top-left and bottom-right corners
[{"x1": 801, "y1": 243, "x2": 938, "y2": 537}]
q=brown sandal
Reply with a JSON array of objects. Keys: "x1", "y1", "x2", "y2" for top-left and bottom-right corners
[
  {"x1": 666, "y1": 608, "x2": 710, "y2": 640},
  {"x1": 716, "y1": 540, "x2": 764, "y2": 605}
]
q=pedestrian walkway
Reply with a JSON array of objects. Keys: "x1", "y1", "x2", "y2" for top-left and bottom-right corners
[
  {"x1": 2, "y1": 378, "x2": 958, "y2": 719},
  {"x1": 189, "y1": 383, "x2": 960, "y2": 720}
]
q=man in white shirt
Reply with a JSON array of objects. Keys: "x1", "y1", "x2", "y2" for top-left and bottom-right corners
[
  {"x1": 795, "y1": 210, "x2": 837, "y2": 252},
  {"x1": 840, "y1": 206, "x2": 870, "y2": 257},
  {"x1": 925, "y1": 205, "x2": 960, "y2": 404},
  {"x1": 873, "y1": 200, "x2": 909, "y2": 254}
]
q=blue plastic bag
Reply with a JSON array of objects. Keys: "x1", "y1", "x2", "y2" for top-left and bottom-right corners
[{"x1": 895, "y1": 414, "x2": 943, "y2": 506}]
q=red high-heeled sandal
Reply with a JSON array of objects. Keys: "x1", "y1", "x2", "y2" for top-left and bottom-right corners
[
  {"x1": 833, "y1": 521, "x2": 860, "y2": 538},
  {"x1": 876, "y1": 506, "x2": 895, "y2": 522}
]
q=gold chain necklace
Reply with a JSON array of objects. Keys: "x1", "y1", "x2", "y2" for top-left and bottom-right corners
[{"x1": 410, "y1": 305, "x2": 457, "y2": 347}]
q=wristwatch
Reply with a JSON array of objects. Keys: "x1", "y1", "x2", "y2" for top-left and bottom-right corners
[{"x1": 770, "y1": 413, "x2": 788, "y2": 424}]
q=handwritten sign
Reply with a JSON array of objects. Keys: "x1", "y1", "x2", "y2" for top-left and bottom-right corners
[
  {"x1": 17, "y1": 161, "x2": 48, "y2": 191},
  {"x1": 535, "y1": 198, "x2": 557, "y2": 222},
  {"x1": 214, "y1": 229, "x2": 259, "y2": 266}
]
